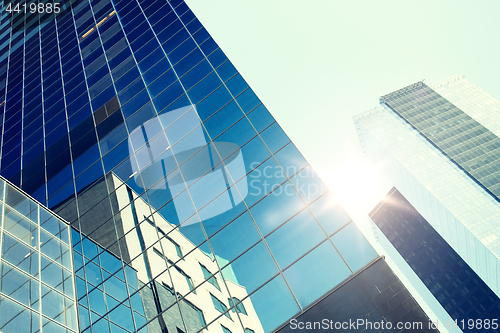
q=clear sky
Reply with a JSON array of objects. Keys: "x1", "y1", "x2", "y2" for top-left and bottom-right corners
[{"x1": 186, "y1": 0, "x2": 500, "y2": 239}]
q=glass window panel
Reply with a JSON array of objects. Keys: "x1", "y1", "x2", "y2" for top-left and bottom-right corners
[
  {"x1": 266, "y1": 209, "x2": 326, "y2": 269},
  {"x1": 195, "y1": 85, "x2": 233, "y2": 121},
  {"x1": 259, "y1": 122, "x2": 290, "y2": 154},
  {"x1": 40, "y1": 229, "x2": 63, "y2": 264},
  {"x1": 104, "y1": 275, "x2": 128, "y2": 302},
  {"x1": 226, "y1": 74, "x2": 247, "y2": 97},
  {"x1": 187, "y1": 166, "x2": 234, "y2": 214},
  {"x1": 207, "y1": 48, "x2": 227, "y2": 68},
  {"x1": 40, "y1": 210, "x2": 69, "y2": 244},
  {"x1": 0, "y1": 295, "x2": 38, "y2": 332},
  {"x1": 102, "y1": 139, "x2": 132, "y2": 173},
  {"x1": 1, "y1": 233, "x2": 39, "y2": 276},
  {"x1": 126, "y1": 104, "x2": 159, "y2": 141},
  {"x1": 46, "y1": 164, "x2": 73, "y2": 198},
  {"x1": 91, "y1": 317, "x2": 111, "y2": 333},
  {"x1": 0, "y1": 261, "x2": 39, "y2": 307},
  {"x1": 170, "y1": 124, "x2": 209, "y2": 165},
  {"x1": 241, "y1": 157, "x2": 285, "y2": 207},
  {"x1": 309, "y1": 192, "x2": 351, "y2": 236},
  {"x1": 130, "y1": 291, "x2": 145, "y2": 315},
  {"x1": 63, "y1": 269, "x2": 74, "y2": 299},
  {"x1": 168, "y1": 37, "x2": 196, "y2": 64},
  {"x1": 197, "y1": 193, "x2": 246, "y2": 238},
  {"x1": 78, "y1": 304, "x2": 91, "y2": 330},
  {"x1": 283, "y1": 240, "x2": 351, "y2": 308},
  {"x1": 187, "y1": 72, "x2": 222, "y2": 105},
  {"x1": 210, "y1": 212, "x2": 260, "y2": 263},
  {"x1": 109, "y1": 304, "x2": 135, "y2": 332},
  {"x1": 204, "y1": 101, "x2": 244, "y2": 140},
  {"x1": 3, "y1": 207, "x2": 38, "y2": 247},
  {"x1": 5, "y1": 184, "x2": 38, "y2": 219},
  {"x1": 75, "y1": 161, "x2": 104, "y2": 193},
  {"x1": 115, "y1": 67, "x2": 140, "y2": 93},
  {"x1": 221, "y1": 241, "x2": 278, "y2": 294},
  {"x1": 228, "y1": 136, "x2": 270, "y2": 182},
  {"x1": 153, "y1": 80, "x2": 184, "y2": 113},
  {"x1": 274, "y1": 143, "x2": 308, "y2": 177},
  {"x1": 249, "y1": 183, "x2": 305, "y2": 236},
  {"x1": 41, "y1": 284, "x2": 65, "y2": 324},
  {"x1": 41, "y1": 316, "x2": 69, "y2": 333},
  {"x1": 173, "y1": 48, "x2": 204, "y2": 77},
  {"x1": 143, "y1": 58, "x2": 171, "y2": 86},
  {"x1": 216, "y1": 60, "x2": 237, "y2": 82},
  {"x1": 331, "y1": 223, "x2": 378, "y2": 272},
  {"x1": 40, "y1": 255, "x2": 65, "y2": 292},
  {"x1": 248, "y1": 275, "x2": 299, "y2": 333},
  {"x1": 85, "y1": 261, "x2": 103, "y2": 287},
  {"x1": 147, "y1": 69, "x2": 177, "y2": 98},
  {"x1": 137, "y1": 47, "x2": 164, "y2": 73},
  {"x1": 215, "y1": 117, "x2": 257, "y2": 158},
  {"x1": 164, "y1": 106, "x2": 200, "y2": 145},
  {"x1": 82, "y1": 237, "x2": 97, "y2": 259},
  {"x1": 176, "y1": 215, "x2": 206, "y2": 247},
  {"x1": 200, "y1": 263, "x2": 220, "y2": 290},
  {"x1": 210, "y1": 293, "x2": 230, "y2": 318},
  {"x1": 99, "y1": 250, "x2": 123, "y2": 275},
  {"x1": 180, "y1": 60, "x2": 212, "y2": 91},
  {"x1": 247, "y1": 104, "x2": 273, "y2": 133},
  {"x1": 87, "y1": 287, "x2": 107, "y2": 316},
  {"x1": 236, "y1": 88, "x2": 260, "y2": 113}
]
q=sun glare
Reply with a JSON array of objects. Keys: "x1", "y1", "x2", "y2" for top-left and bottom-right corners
[{"x1": 319, "y1": 159, "x2": 391, "y2": 224}]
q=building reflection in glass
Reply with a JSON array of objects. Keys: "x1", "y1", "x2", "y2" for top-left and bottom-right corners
[{"x1": 73, "y1": 171, "x2": 264, "y2": 333}]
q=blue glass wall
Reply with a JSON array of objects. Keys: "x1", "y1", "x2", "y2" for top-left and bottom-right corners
[{"x1": 0, "y1": 0, "x2": 379, "y2": 332}]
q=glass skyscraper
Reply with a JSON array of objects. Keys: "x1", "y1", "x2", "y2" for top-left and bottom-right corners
[
  {"x1": 1, "y1": 0, "x2": 437, "y2": 332},
  {"x1": 355, "y1": 75, "x2": 500, "y2": 330},
  {"x1": 370, "y1": 188, "x2": 500, "y2": 333}
]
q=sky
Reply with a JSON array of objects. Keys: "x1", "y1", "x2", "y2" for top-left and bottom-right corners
[{"x1": 185, "y1": 0, "x2": 500, "y2": 241}]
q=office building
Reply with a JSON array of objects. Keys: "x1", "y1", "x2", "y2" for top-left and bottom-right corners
[
  {"x1": 370, "y1": 187, "x2": 500, "y2": 332},
  {"x1": 355, "y1": 75, "x2": 500, "y2": 328},
  {"x1": 1, "y1": 0, "x2": 437, "y2": 332}
]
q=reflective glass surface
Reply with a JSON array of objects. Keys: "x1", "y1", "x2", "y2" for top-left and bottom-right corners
[
  {"x1": 0, "y1": 0, "x2": 379, "y2": 332},
  {"x1": 0, "y1": 178, "x2": 77, "y2": 333}
]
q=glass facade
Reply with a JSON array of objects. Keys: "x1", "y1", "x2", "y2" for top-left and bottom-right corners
[
  {"x1": 354, "y1": 75, "x2": 500, "y2": 301},
  {"x1": 371, "y1": 188, "x2": 500, "y2": 332},
  {"x1": 380, "y1": 81, "x2": 500, "y2": 200},
  {"x1": 0, "y1": 176, "x2": 77, "y2": 333},
  {"x1": 0, "y1": 1, "x2": 383, "y2": 332}
]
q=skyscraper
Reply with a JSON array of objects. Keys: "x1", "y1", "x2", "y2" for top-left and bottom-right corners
[
  {"x1": 355, "y1": 75, "x2": 500, "y2": 329},
  {"x1": 1, "y1": 0, "x2": 437, "y2": 332},
  {"x1": 370, "y1": 187, "x2": 500, "y2": 332}
]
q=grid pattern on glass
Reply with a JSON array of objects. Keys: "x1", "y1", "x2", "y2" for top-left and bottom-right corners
[
  {"x1": 381, "y1": 82, "x2": 500, "y2": 201},
  {"x1": 355, "y1": 99, "x2": 500, "y2": 304},
  {"x1": 0, "y1": 177, "x2": 77, "y2": 333},
  {"x1": 0, "y1": 0, "x2": 379, "y2": 331},
  {"x1": 371, "y1": 188, "x2": 500, "y2": 325}
]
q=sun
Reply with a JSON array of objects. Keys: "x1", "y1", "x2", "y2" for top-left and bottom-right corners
[{"x1": 317, "y1": 157, "x2": 391, "y2": 225}]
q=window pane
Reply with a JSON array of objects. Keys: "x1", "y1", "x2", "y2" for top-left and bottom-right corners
[
  {"x1": 266, "y1": 209, "x2": 326, "y2": 269},
  {"x1": 283, "y1": 240, "x2": 351, "y2": 308},
  {"x1": 331, "y1": 223, "x2": 378, "y2": 272},
  {"x1": 248, "y1": 275, "x2": 299, "y2": 333}
]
